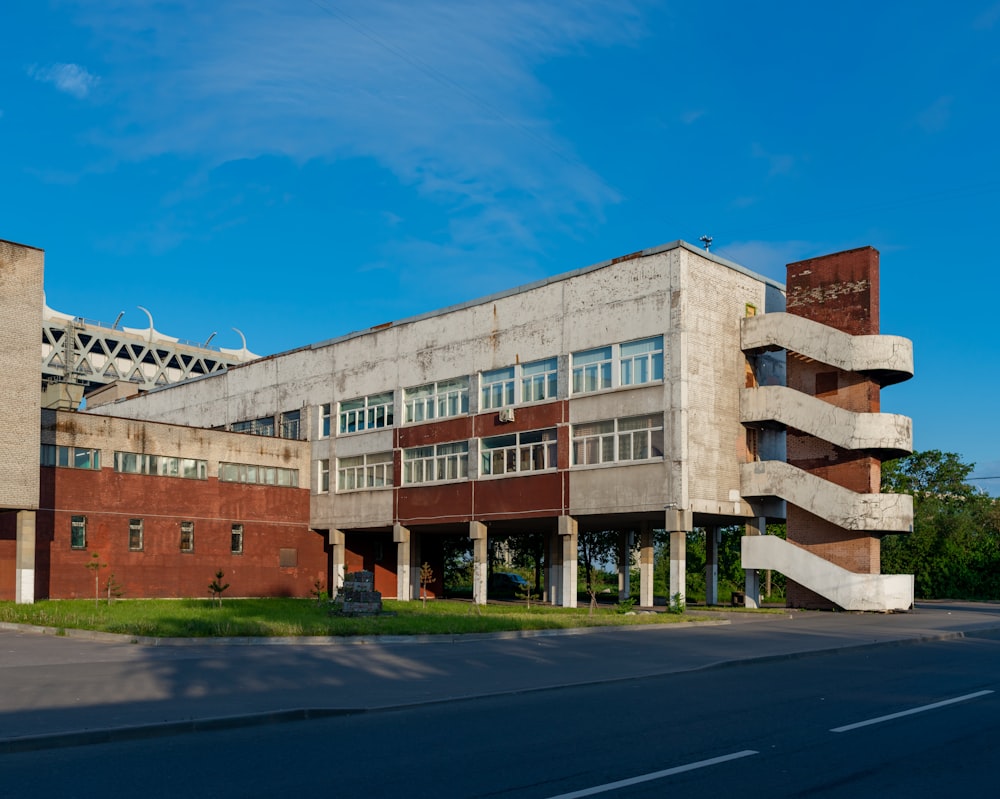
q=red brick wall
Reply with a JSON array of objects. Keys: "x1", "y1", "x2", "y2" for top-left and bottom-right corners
[
  {"x1": 396, "y1": 400, "x2": 569, "y2": 527},
  {"x1": 37, "y1": 466, "x2": 325, "y2": 600},
  {"x1": 785, "y1": 247, "x2": 882, "y2": 610}
]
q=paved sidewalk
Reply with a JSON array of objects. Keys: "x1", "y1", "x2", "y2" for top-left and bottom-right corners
[{"x1": 2, "y1": 600, "x2": 999, "y2": 752}]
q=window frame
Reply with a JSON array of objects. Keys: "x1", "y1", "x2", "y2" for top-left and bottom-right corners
[
  {"x1": 403, "y1": 377, "x2": 470, "y2": 424},
  {"x1": 231, "y1": 523, "x2": 244, "y2": 555},
  {"x1": 480, "y1": 367, "x2": 516, "y2": 411},
  {"x1": 179, "y1": 521, "x2": 194, "y2": 553},
  {"x1": 319, "y1": 403, "x2": 332, "y2": 438},
  {"x1": 337, "y1": 451, "x2": 394, "y2": 492},
  {"x1": 571, "y1": 414, "x2": 664, "y2": 467},
  {"x1": 480, "y1": 428, "x2": 558, "y2": 477},
  {"x1": 402, "y1": 441, "x2": 469, "y2": 485},
  {"x1": 571, "y1": 336, "x2": 665, "y2": 396},
  {"x1": 42, "y1": 445, "x2": 101, "y2": 470},
  {"x1": 318, "y1": 459, "x2": 330, "y2": 493},
  {"x1": 128, "y1": 518, "x2": 144, "y2": 552},
  {"x1": 219, "y1": 462, "x2": 299, "y2": 488},
  {"x1": 70, "y1": 515, "x2": 87, "y2": 549},
  {"x1": 338, "y1": 392, "x2": 394, "y2": 435}
]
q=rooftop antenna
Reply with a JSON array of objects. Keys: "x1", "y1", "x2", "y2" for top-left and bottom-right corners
[{"x1": 699, "y1": 235, "x2": 713, "y2": 252}]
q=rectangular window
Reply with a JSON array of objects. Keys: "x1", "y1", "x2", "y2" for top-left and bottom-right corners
[
  {"x1": 280, "y1": 410, "x2": 301, "y2": 440},
  {"x1": 616, "y1": 414, "x2": 665, "y2": 461},
  {"x1": 231, "y1": 416, "x2": 276, "y2": 437},
  {"x1": 320, "y1": 403, "x2": 331, "y2": 438},
  {"x1": 403, "y1": 441, "x2": 469, "y2": 485},
  {"x1": 339, "y1": 392, "x2": 394, "y2": 434},
  {"x1": 521, "y1": 358, "x2": 559, "y2": 403},
  {"x1": 572, "y1": 346, "x2": 613, "y2": 394},
  {"x1": 42, "y1": 446, "x2": 101, "y2": 470},
  {"x1": 231, "y1": 523, "x2": 244, "y2": 555},
  {"x1": 318, "y1": 459, "x2": 330, "y2": 493},
  {"x1": 572, "y1": 415, "x2": 664, "y2": 466},
  {"x1": 70, "y1": 515, "x2": 87, "y2": 549},
  {"x1": 337, "y1": 451, "x2": 393, "y2": 491},
  {"x1": 481, "y1": 428, "x2": 558, "y2": 476},
  {"x1": 219, "y1": 462, "x2": 299, "y2": 488},
  {"x1": 128, "y1": 518, "x2": 144, "y2": 552},
  {"x1": 114, "y1": 451, "x2": 206, "y2": 480},
  {"x1": 481, "y1": 367, "x2": 515, "y2": 410},
  {"x1": 620, "y1": 336, "x2": 664, "y2": 387},
  {"x1": 180, "y1": 521, "x2": 194, "y2": 553},
  {"x1": 404, "y1": 378, "x2": 469, "y2": 423}
]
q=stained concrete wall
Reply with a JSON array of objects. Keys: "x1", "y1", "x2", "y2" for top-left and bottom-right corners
[{"x1": 0, "y1": 240, "x2": 43, "y2": 511}]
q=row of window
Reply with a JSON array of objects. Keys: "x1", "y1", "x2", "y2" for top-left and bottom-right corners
[
  {"x1": 114, "y1": 451, "x2": 207, "y2": 480},
  {"x1": 70, "y1": 516, "x2": 245, "y2": 555},
  {"x1": 219, "y1": 462, "x2": 300, "y2": 488},
  {"x1": 318, "y1": 415, "x2": 663, "y2": 492},
  {"x1": 231, "y1": 410, "x2": 301, "y2": 440},
  {"x1": 319, "y1": 336, "x2": 664, "y2": 437},
  {"x1": 45, "y1": 448, "x2": 299, "y2": 486}
]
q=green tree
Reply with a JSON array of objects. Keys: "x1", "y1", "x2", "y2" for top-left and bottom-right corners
[{"x1": 882, "y1": 450, "x2": 1000, "y2": 599}]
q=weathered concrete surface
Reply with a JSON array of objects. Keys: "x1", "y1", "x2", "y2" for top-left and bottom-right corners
[
  {"x1": 741, "y1": 461, "x2": 913, "y2": 532},
  {"x1": 741, "y1": 386, "x2": 912, "y2": 456}
]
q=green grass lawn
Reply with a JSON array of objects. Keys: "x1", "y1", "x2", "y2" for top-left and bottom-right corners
[{"x1": 0, "y1": 597, "x2": 707, "y2": 639}]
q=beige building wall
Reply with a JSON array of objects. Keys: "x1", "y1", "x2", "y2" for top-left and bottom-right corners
[{"x1": 0, "y1": 240, "x2": 44, "y2": 511}]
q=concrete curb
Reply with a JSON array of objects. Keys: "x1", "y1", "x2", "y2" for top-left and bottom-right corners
[{"x1": 0, "y1": 616, "x2": 733, "y2": 646}]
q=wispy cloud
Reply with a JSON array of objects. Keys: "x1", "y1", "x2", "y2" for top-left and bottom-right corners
[
  {"x1": 751, "y1": 142, "x2": 795, "y2": 177},
  {"x1": 916, "y1": 95, "x2": 952, "y2": 133},
  {"x1": 680, "y1": 109, "x2": 705, "y2": 125},
  {"x1": 974, "y1": 3, "x2": 1000, "y2": 29},
  {"x1": 28, "y1": 62, "x2": 99, "y2": 98},
  {"x1": 66, "y1": 0, "x2": 642, "y2": 252}
]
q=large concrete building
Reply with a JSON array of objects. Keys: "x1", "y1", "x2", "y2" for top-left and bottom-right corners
[{"x1": 2, "y1": 236, "x2": 914, "y2": 610}]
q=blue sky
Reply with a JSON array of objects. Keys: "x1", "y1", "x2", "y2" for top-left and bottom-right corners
[{"x1": 3, "y1": 1, "x2": 999, "y2": 491}]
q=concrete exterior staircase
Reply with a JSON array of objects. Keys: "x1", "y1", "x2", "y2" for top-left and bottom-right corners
[
  {"x1": 742, "y1": 534, "x2": 914, "y2": 611},
  {"x1": 741, "y1": 461, "x2": 913, "y2": 532},
  {"x1": 742, "y1": 313, "x2": 913, "y2": 385},
  {"x1": 740, "y1": 386, "x2": 912, "y2": 457}
]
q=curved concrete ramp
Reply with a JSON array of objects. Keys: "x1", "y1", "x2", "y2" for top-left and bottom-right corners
[
  {"x1": 742, "y1": 313, "x2": 913, "y2": 385},
  {"x1": 741, "y1": 386, "x2": 912, "y2": 457},
  {"x1": 742, "y1": 534, "x2": 914, "y2": 612},
  {"x1": 741, "y1": 461, "x2": 913, "y2": 532}
]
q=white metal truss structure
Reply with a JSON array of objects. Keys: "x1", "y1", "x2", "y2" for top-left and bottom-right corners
[{"x1": 41, "y1": 302, "x2": 259, "y2": 394}]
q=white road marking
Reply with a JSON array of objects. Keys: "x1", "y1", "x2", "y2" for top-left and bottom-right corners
[
  {"x1": 543, "y1": 750, "x2": 759, "y2": 799},
  {"x1": 831, "y1": 689, "x2": 994, "y2": 733}
]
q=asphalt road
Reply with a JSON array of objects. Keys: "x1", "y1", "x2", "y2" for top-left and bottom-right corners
[
  {"x1": 2, "y1": 602, "x2": 1000, "y2": 797},
  {"x1": 3, "y1": 630, "x2": 999, "y2": 797}
]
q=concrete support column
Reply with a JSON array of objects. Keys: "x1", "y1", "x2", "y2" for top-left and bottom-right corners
[
  {"x1": 558, "y1": 515, "x2": 578, "y2": 609},
  {"x1": 743, "y1": 516, "x2": 764, "y2": 609},
  {"x1": 410, "y1": 531, "x2": 422, "y2": 600},
  {"x1": 617, "y1": 530, "x2": 633, "y2": 602},
  {"x1": 547, "y1": 530, "x2": 562, "y2": 605},
  {"x1": 470, "y1": 521, "x2": 488, "y2": 605},
  {"x1": 666, "y1": 507, "x2": 692, "y2": 608},
  {"x1": 705, "y1": 526, "x2": 720, "y2": 606},
  {"x1": 393, "y1": 523, "x2": 411, "y2": 601},
  {"x1": 639, "y1": 524, "x2": 654, "y2": 609},
  {"x1": 329, "y1": 529, "x2": 346, "y2": 599},
  {"x1": 15, "y1": 510, "x2": 36, "y2": 605}
]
